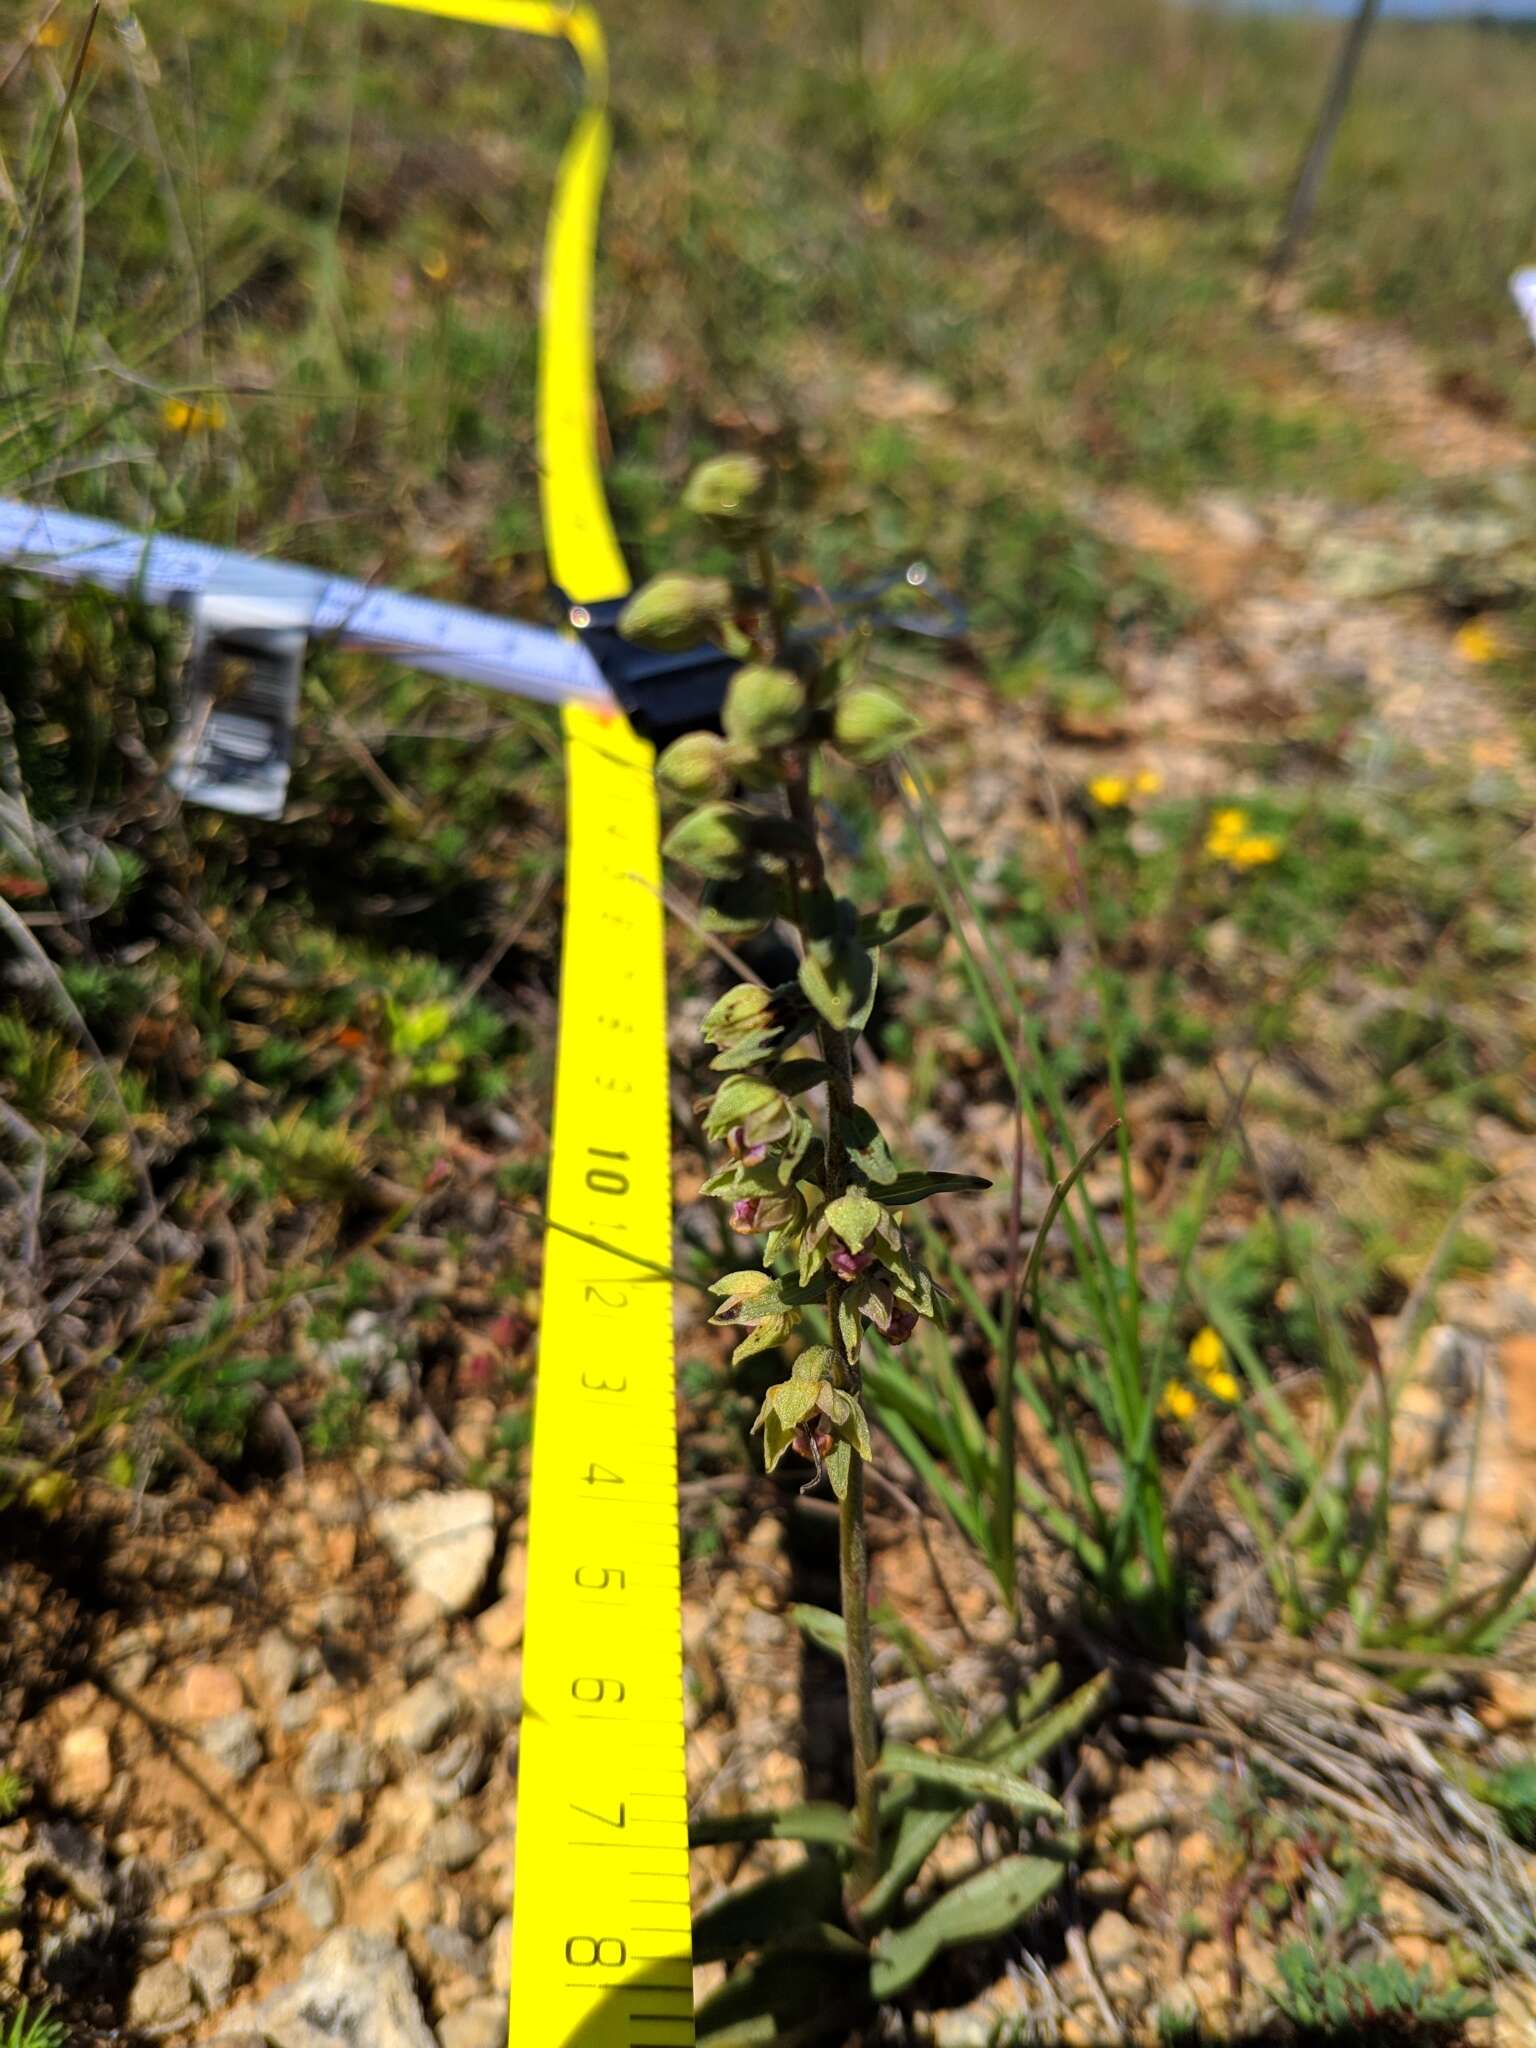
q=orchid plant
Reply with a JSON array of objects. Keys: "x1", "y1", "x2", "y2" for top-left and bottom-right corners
[{"x1": 620, "y1": 455, "x2": 989, "y2": 1889}]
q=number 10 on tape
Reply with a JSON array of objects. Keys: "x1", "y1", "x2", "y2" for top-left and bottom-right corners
[{"x1": 509, "y1": 703, "x2": 693, "y2": 2047}]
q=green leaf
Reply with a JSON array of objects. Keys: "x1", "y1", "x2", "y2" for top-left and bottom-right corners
[
  {"x1": 859, "y1": 1671, "x2": 1105, "y2": 1933},
  {"x1": 663, "y1": 802, "x2": 755, "y2": 880},
  {"x1": 860, "y1": 1788, "x2": 966, "y2": 1932},
  {"x1": 695, "y1": 1944, "x2": 871, "y2": 2045},
  {"x1": 710, "y1": 1270, "x2": 827, "y2": 1324},
  {"x1": 790, "y1": 1344, "x2": 836, "y2": 1382},
  {"x1": 836, "y1": 1285, "x2": 866, "y2": 1361},
  {"x1": 760, "y1": 1408, "x2": 795, "y2": 1472},
  {"x1": 692, "y1": 1855, "x2": 843, "y2": 1964},
  {"x1": 710, "y1": 1030, "x2": 785, "y2": 1074},
  {"x1": 798, "y1": 898, "x2": 878, "y2": 1033},
  {"x1": 700, "y1": 872, "x2": 780, "y2": 937},
  {"x1": 869, "y1": 1855, "x2": 1066, "y2": 1999},
  {"x1": 818, "y1": 1385, "x2": 872, "y2": 1460},
  {"x1": 772, "y1": 1058, "x2": 829, "y2": 1096},
  {"x1": 825, "y1": 1438, "x2": 853, "y2": 1499},
  {"x1": 689, "y1": 1802, "x2": 857, "y2": 1851},
  {"x1": 824, "y1": 1188, "x2": 882, "y2": 1253},
  {"x1": 704, "y1": 1075, "x2": 788, "y2": 1144},
  {"x1": 869, "y1": 1169, "x2": 993, "y2": 1205},
  {"x1": 840, "y1": 1108, "x2": 898, "y2": 1182},
  {"x1": 790, "y1": 1602, "x2": 847, "y2": 1657},
  {"x1": 733, "y1": 1313, "x2": 800, "y2": 1365},
  {"x1": 857, "y1": 903, "x2": 932, "y2": 947},
  {"x1": 710, "y1": 1269, "x2": 773, "y2": 1300},
  {"x1": 769, "y1": 1379, "x2": 820, "y2": 1430},
  {"x1": 875, "y1": 1745, "x2": 1064, "y2": 1821}
]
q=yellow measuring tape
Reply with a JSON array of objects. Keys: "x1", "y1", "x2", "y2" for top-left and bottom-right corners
[{"x1": 364, "y1": 8, "x2": 690, "y2": 2043}]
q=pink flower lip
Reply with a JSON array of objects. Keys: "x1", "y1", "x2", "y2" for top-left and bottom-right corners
[
  {"x1": 730, "y1": 1198, "x2": 761, "y2": 1232},
  {"x1": 829, "y1": 1246, "x2": 874, "y2": 1280}
]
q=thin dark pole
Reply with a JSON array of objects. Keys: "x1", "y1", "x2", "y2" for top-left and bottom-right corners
[{"x1": 1267, "y1": 0, "x2": 1383, "y2": 281}]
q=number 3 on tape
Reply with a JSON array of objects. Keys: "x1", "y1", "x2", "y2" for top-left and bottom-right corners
[{"x1": 361, "y1": 5, "x2": 694, "y2": 2043}]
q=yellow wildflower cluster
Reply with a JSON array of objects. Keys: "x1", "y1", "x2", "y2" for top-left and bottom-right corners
[
  {"x1": 1160, "y1": 1325, "x2": 1240, "y2": 1422},
  {"x1": 162, "y1": 396, "x2": 228, "y2": 435},
  {"x1": 1205, "y1": 806, "x2": 1279, "y2": 870},
  {"x1": 1088, "y1": 769, "x2": 1162, "y2": 810},
  {"x1": 1453, "y1": 618, "x2": 1509, "y2": 666}
]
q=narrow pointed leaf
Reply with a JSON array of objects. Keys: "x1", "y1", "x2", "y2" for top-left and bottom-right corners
[
  {"x1": 875, "y1": 1745, "x2": 1064, "y2": 1821},
  {"x1": 790, "y1": 1602, "x2": 847, "y2": 1657},
  {"x1": 690, "y1": 1801, "x2": 858, "y2": 1851},
  {"x1": 692, "y1": 1854, "x2": 842, "y2": 1963},
  {"x1": 869, "y1": 1855, "x2": 1065, "y2": 1999},
  {"x1": 858, "y1": 904, "x2": 932, "y2": 947},
  {"x1": 869, "y1": 1170, "x2": 993, "y2": 1205}
]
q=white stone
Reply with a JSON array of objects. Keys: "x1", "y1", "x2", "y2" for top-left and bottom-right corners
[
  {"x1": 187, "y1": 1922, "x2": 239, "y2": 2008},
  {"x1": 377, "y1": 1677, "x2": 458, "y2": 1755},
  {"x1": 437, "y1": 1998, "x2": 507, "y2": 2048},
  {"x1": 372, "y1": 1492, "x2": 495, "y2": 1614},
  {"x1": 129, "y1": 1958, "x2": 194, "y2": 2027},
  {"x1": 247, "y1": 1929, "x2": 436, "y2": 2048}
]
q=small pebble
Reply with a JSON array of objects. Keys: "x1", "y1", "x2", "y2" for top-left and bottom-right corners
[
  {"x1": 422, "y1": 1814, "x2": 484, "y2": 1873},
  {"x1": 297, "y1": 1728, "x2": 383, "y2": 1802},
  {"x1": 186, "y1": 1923, "x2": 238, "y2": 2008},
  {"x1": 295, "y1": 1862, "x2": 340, "y2": 1932},
  {"x1": 128, "y1": 1957, "x2": 193, "y2": 2027},
  {"x1": 200, "y1": 1710, "x2": 264, "y2": 1784}
]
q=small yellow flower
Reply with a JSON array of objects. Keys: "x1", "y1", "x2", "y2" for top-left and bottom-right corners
[
  {"x1": 1454, "y1": 619, "x2": 1505, "y2": 666},
  {"x1": 1187, "y1": 1325, "x2": 1226, "y2": 1378},
  {"x1": 1159, "y1": 1381, "x2": 1197, "y2": 1422},
  {"x1": 1186, "y1": 1327, "x2": 1240, "y2": 1404},
  {"x1": 1134, "y1": 769, "x2": 1163, "y2": 796},
  {"x1": 1089, "y1": 775, "x2": 1130, "y2": 809},
  {"x1": 36, "y1": 18, "x2": 68, "y2": 47},
  {"x1": 1204, "y1": 806, "x2": 1247, "y2": 857},
  {"x1": 1228, "y1": 834, "x2": 1280, "y2": 868},
  {"x1": 162, "y1": 395, "x2": 228, "y2": 434},
  {"x1": 421, "y1": 250, "x2": 451, "y2": 283}
]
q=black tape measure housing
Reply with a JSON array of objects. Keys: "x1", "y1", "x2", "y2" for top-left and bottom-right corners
[{"x1": 565, "y1": 595, "x2": 735, "y2": 743}]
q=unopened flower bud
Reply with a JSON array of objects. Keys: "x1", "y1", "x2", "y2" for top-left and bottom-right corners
[
  {"x1": 620, "y1": 573, "x2": 731, "y2": 652},
  {"x1": 657, "y1": 730, "x2": 732, "y2": 801},
  {"x1": 831, "y1": 685, "x2": 921, "y2": 765},
  {"x1": 886, "y1": 1304, "x2": 920, "y2": 1345},
  {"x1": 702, "y1": 982, "x2": 778, "y2": 1051},
  {"x1": 683, "y1": 453, "x2": 776, "y2": 541},
  {"x1": 663, "y1": 802, "x2": 753, "y2": 880},
  {"x1": 723, "y1": 664, "x2": 806, "y2": 751}
]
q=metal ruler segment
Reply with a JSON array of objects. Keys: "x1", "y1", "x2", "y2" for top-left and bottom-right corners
[{"x1": 0, "y1": 496, "x2": 606, "y2": 709}]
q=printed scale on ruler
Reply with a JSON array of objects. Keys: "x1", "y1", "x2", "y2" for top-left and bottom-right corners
[{"x1": 0, "y1": 6, "x2": 697, "y2": 2043}]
